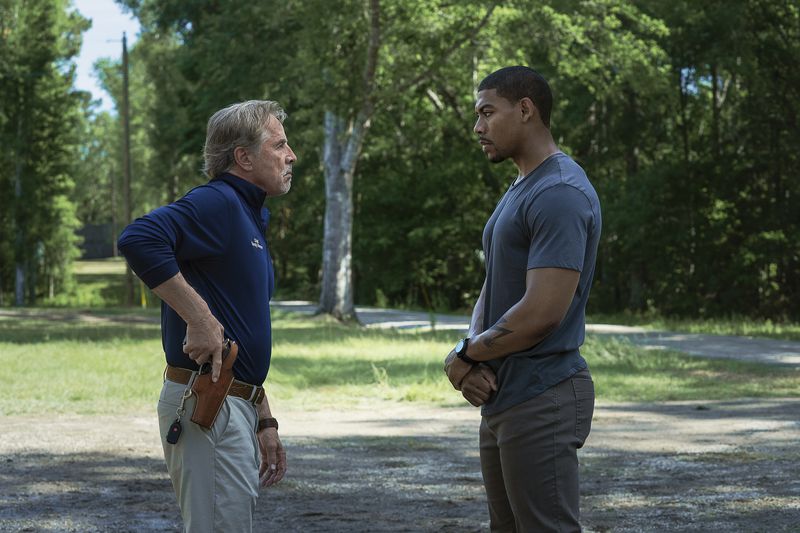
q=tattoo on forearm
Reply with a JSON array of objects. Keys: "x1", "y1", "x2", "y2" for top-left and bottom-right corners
[{"x1": 483, "y1": 318, "x2": 513, "y2": 348}]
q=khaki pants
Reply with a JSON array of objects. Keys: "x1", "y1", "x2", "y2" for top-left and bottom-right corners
[
  {"x1": 479, "y1": 369, "x2": 595, "y2": 533},
  {"x1": 158, "y1": 378, "x2": 260, "y2": 533}
]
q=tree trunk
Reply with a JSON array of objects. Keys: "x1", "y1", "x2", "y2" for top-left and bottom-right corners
[
  {"x1": 14, "y1": 106, "x2": 25, "y2": 307},
  {"x1": 318, "y1": 112, "x2": 357, "y2": 320},
  {"x1": 711, "y1": 62, "x2": 720, "y2": 160},
  {"x1": 317, "y1": 0, "x2": 381, "y2": 321},
  {"x1": 315, "y1": 1, "x2": 495, "y2": 321}
]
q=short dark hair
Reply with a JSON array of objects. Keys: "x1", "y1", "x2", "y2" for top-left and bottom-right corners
[{"x1": 478, "y1": 66, "x2": 553, "y2": 128}]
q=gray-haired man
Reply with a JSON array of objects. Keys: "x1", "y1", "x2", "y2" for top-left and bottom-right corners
[{"x1": 119, "y1": 100, "x2": 296, "y2": 532}]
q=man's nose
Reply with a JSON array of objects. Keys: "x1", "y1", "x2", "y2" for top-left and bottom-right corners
[
  {"x1": 287, "y1": 147, "x2": 297, "y2": 163},
  {"x1": 473, "y1": 118, "x2": 483, "y2": 134}
]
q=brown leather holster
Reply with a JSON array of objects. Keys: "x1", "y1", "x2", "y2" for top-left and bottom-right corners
[{"x1": 190, "y1": 339, "x2": 238, "y2": 429}]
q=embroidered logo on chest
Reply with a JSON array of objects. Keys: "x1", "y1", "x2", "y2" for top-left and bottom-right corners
[{"x1": 251, "y1": 237, "x2": 264, "y2": 250}]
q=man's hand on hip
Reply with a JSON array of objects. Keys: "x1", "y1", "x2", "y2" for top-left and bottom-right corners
[
  {"x1": 461, "y1": 365, "x2": 497, "y2": 407},
  {"x1": 183, "y1": 314, "x2": 225, "y2": 381}
]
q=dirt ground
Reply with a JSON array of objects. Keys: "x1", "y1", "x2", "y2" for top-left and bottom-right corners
[{"x1": 1, "y1": 399, "x2": 798, "y2": 532}]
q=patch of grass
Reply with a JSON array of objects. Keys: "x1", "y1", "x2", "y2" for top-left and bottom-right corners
[
  {"x1": 45, "y1": 258, "x2": 159, "y2": 308},
  {"x1": 588, "y1": 312, "x2": 800, "y2": 341},
  {"x1": 0, "y1": 309, "x2": 798, "y2": 415},
  {"x1": 584, "y1": 336, "x2": 800, "y2": 401}
]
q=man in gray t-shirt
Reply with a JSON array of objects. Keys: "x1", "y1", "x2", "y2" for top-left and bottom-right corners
[{"x1": 444, "y1": 66, "x2": 601, "y2": 532}]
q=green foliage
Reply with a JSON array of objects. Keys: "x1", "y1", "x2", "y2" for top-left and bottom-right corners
[
  {"x1": 96, "y1": 0, "x2": 799, "y2": 319},
  {"x1": 5, "y1": 0, "x2": 795, "y2": 318},
  {"x1": 0, "y1": 0, "x2": 89, "y2": 305}
]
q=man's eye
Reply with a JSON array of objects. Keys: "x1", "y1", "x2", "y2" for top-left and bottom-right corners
[{"x1": 483, "y1": 112, "x2": 492, "y2": 117}]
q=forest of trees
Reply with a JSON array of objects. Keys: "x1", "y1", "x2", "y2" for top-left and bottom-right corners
[{"x1": 1, "y1": 0, "x2": 798, "y2": 319}]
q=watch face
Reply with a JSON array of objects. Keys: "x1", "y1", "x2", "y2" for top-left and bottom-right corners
[{"x1": 455, "y1": 339, "x2": 466, "y2": 354}]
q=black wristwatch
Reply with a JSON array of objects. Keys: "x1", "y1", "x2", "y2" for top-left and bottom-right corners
[{"x1": 454, "y1": 338, "x2": 478, "y2": 365}]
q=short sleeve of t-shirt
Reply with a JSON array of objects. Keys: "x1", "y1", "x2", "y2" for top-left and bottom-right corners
[{"x1": 526, "y1": 184, "x2": 593, "y2": 272}]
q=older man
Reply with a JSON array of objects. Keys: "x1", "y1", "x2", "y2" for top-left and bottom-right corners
[{"x1": 119, "y1": 100, "x2": 296, "y2": 532}]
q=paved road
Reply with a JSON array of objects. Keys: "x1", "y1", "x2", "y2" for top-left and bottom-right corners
[{"x1": 271, "y1": 300, "x2": 800, "y2": 367}]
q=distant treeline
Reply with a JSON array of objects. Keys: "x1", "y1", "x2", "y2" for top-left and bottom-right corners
[{"x1": 1, "y1": 0, "x2": 798, "y2": 319}]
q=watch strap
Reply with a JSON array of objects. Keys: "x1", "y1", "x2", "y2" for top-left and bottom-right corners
[
  {"x1": 456, "y1": 338, "x2": 478, "y2": 365},
  {"x1": 257, "y1": 417, "x2": 279, "y2": 432},
  {"x1": 457, "y1": 351, "x2": 479, "y2": 365}
]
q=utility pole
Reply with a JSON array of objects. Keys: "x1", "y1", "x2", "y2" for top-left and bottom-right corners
[{"x1": 122, "y1": 32, "x2": 134, "y2": 306}]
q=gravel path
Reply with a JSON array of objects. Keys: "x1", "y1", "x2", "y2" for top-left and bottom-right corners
[{"x1": 1, "y1": 399, "x2": 798, "y2": 532}]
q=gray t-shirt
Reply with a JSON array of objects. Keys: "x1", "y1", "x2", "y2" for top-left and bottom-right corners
[{"x1": 480, "y1": 152, "x2": 602, "y2": 416}]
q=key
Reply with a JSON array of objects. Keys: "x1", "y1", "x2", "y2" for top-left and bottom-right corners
[
  {"x1": 165, "y1": 388, "x2": 193, "y2": 445},
  {"x1": 166, "y1": 419, "x2": 182, "y2": 444}
]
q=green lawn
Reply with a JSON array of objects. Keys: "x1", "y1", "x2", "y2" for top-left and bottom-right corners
[
  {"x1": 0, "y1": 308, "x2": 797, "y2": 415},
  {"x1": 46, "y1": 258, "x2": 158, "y2": 308},
  {"x1": 588, "y1": 312, "x2": 800, "y2": 341}
]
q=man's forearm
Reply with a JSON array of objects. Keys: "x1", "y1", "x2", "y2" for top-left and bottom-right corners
[
  {"x1": 153, "y1": 272, "x2": 225, "y2": 374},
  {"x1": 465, "y1": 268, "x2": 579, "y2": 362},
  {"x1": 466, "y1": 301, "x2": 556, "y2": 362},
  {"x1": 152, "y1": 273, "x2": 215, "y2": 325},
  {"x1": 257, "y1": 393, "x2": 275, "y2": 420}
]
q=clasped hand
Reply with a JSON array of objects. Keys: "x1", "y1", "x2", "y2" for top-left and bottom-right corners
[{"x1": 444, "y1": 350, "x2": 497, "y2": 407}]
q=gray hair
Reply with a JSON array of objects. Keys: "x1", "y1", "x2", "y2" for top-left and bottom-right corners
[{"x1": 203, "y1": 100, "x2": 287, "y2": 178}]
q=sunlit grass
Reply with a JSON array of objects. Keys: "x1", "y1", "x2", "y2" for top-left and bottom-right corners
[
  {"x1": 46, "y1": 258, "x2": 157, "y2": 308},
  {"x1": 589, "y1": 312, "x2": 800, "y2": 341},
  {"x1": 2, "y1": 308, "x2": 796, "y2": 415},
  {"x1": 73, "y1": 258, "x2": 128, "y2": 276}
]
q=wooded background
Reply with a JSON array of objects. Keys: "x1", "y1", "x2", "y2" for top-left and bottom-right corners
[{"x1": 1, "y1": 0, "x2": 798, "y2": 319}]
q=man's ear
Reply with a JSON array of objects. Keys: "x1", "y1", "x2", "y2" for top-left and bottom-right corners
[
  {"x1": 519, "y1": 97, "x2": 538, "y2": 123},
  {"x1": 233, "y1": 146, "x2": 252, "y2": 170}
]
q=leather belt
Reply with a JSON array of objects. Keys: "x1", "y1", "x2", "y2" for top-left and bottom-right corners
[{"x1": 165, "y1": 365, "x2": 266, "y2": 406}]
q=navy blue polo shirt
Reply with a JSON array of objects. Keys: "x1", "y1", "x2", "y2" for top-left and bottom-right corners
[{"x1": 118, "y1": 173, "x2": 275, "y2": 385}]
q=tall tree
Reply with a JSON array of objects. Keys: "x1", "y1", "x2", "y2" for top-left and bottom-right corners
[
  {"x1": 0, "y1": 0, "x2": 88, "y2": 305},
  {"x1": 304, "y1": 0, "x2": 497, "y2": 319}
]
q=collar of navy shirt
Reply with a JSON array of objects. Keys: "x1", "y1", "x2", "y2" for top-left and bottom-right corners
[
  {"x1": 213, "y1": 172, "x2": 270, "y2": 229},
  {"x1": 214, "y1": 172, "x2": 267, "y2": 209}
]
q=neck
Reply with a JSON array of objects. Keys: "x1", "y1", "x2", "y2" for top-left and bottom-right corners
[{"x1": 512, "y1": 129, "x2": 559, "y2": 177}]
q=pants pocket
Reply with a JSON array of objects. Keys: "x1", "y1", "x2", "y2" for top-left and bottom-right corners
[{"x1": 572, "y1": 376, "x2": 595, "y2": 447}]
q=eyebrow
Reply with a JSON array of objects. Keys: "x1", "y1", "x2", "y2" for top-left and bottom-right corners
[{"x1": 475, "y1": 104, "x2": 495, "y2": 113}]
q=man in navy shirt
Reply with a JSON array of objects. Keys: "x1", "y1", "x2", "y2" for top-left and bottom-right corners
[
  {"x1": 118, "y1": 100, "x2": 296, "y2": 532},
  {"x1": 444, "y1": 67, "x2": 601, "y2": 532}
]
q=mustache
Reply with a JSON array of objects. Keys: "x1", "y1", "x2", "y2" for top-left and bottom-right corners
[{"x1": 282, "y1": 166, "x2": 293, "y2": 176}]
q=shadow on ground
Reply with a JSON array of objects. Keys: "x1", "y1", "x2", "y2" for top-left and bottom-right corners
[
  {"x1": 2, "y1": 400, "x2": 799, "y2": 533},
  {"x1": 0, "y1": 432, "x2": 486, "y2": 533}
]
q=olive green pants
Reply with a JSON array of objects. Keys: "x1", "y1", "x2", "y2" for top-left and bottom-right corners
[
  {"x1": 158, "y1": 378, "x2": 260, "y2": 533},
  {"x1": 479, "y1": 370, "x2": 595, "y2": 532}
]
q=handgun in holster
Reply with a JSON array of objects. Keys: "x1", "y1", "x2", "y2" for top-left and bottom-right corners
[{"x1": 190, "y1": 339, "x2": 238, "y2": 429}]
